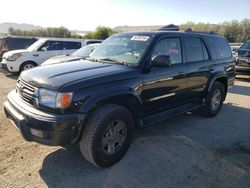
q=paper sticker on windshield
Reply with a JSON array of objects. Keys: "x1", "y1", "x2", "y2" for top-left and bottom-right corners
[{"x1": 131, "y1": 35, "x2": 149, "y2": 41}]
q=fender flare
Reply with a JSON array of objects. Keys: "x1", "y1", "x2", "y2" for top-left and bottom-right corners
[
  {"x1": 78, "y1": 87, "x2": 141, "y2": 114},
  {"x1": 207, "y1": 72, "x2": 228, "y2": 92}
]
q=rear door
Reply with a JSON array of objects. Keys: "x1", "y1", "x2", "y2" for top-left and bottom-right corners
[
  {"x1": 141, "y1": 36, "x2": 188, "y2": 116},
  {"x1": 184, "y1": 36, "x2": 212, "y2": 98}
]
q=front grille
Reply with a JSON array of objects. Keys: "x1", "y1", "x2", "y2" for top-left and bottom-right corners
[{"x1": 16, "y1": 79, "x2": 38, "y2": 106}]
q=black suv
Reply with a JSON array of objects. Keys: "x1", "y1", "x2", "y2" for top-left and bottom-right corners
[
  {"x1": 0, "y1": 36, "x2": 37, "y2": 62},
  {"x1": 3, "y1": 31, "x2": 235, "y2": 167}
]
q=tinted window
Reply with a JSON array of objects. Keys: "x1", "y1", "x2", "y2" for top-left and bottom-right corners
[
  {"x1": 209, "y1": 37, "x2": 232, "y2": 59},
  {"x1": 185, "y1": 38, "x2": 203, "y2": 62},
  {"x1": 240, "y1": 41, "x2": 250, "y2": 50},
  {"x1": 63, "y1": 41, "x2": 81, "y2": 50},
  {"x1": 152, "y1": 38, "x2": 182, "y2": 64},
  {"x1": 7, "y1": 38, "x2": 37, "y2": 49},
  {"x1": 39, "y1": 41, "x2": 64, "y2": 51},
  {"x1": 86, "y1": 40, "x2": 102, "y2": 45}
]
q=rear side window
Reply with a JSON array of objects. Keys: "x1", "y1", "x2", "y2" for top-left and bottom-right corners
[
  {"x1": 209, "y1": 37, "x2": 232, "y2": 59},
  {"x1": 62, "y1": 41, "x2": 81, "y2": 50},
  {"x1": 185, "y1": 37, "x2": 209, "y2": 62},
  {"x1": 152, "y1": 38, "x2": 182, "y2": 64}
]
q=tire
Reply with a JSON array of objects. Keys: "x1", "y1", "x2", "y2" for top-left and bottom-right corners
[
  {"x1": 20, "y1": 62, "x2": 37, "y2": 72},
  {"x1": 79, "y1": 104, "x2": 134, "y2": 167},
  {"x1": 202, "y1": 81, "x2": 225, "y2": 117}
]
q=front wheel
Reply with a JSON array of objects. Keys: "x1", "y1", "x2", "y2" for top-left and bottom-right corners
[
  {"x1": 20, "y1": 62, "x2": 37, "y2": 72},
  {"x1": 203, "y1": 81, "x2": 225, "y2": 117},
  {"x1": 79, "y1": 104, "x2": 134, "y2": 167}
]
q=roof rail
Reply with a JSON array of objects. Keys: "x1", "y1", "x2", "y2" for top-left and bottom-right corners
[
  {"x1": 158, "y1": 24, "x2": 179, "y2": 31},
  {"x1": 185, "y1": 28, "x2": 217, "y2": 35}
]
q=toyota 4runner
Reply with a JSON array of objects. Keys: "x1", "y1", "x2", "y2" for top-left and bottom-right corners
[{"x1": 3, "y1": 31, "x2": 235, "y2": 167}]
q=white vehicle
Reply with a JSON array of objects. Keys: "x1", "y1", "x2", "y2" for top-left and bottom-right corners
[
  {"x1": 1, "y1": 38, "x2": 97, "y2": 72},
  {"x1": 41, "y1": 43, "x2": 101, "y2": 66}
]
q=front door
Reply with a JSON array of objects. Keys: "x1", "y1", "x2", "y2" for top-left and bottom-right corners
[{"x1": 141, "y1": 37, "x2": 188, "y2": 117}]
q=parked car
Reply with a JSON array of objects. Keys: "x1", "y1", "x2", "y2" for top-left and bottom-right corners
[
  {"x1": 0, "y1": 36, "x2": 37, "y2": 62},
  {"x1": 3, "y1": 31, "x2": 235, "y2": 167},
  {"x1": 0, "y1": 38, "x2": 98, "y2": 72},
  {"x1": 229, "y1": 43, "x2": 243, "y2": 63},
  {"x1": 41, "y1": 43, "x2": 101, "y2": 66},
  {"x1": 236, "y1": 40, "x2": 250, "y2": 72}
]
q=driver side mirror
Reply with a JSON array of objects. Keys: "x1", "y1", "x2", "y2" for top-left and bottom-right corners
[{"x1": 150, "y1": 55, "x2": 171, "y2": 67}]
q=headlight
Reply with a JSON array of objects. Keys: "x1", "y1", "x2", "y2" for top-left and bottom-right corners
[
  {"x1": 7, "y1": 53, "x2": 22, "y2": 61},
  {"x1": 39, "y1": 88, "x2": 73, "y2": 109}
]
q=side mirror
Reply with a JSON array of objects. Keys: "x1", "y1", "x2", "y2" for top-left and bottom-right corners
[{"x1": 151, "y1": 55, "x2": 171, "y2": 67}]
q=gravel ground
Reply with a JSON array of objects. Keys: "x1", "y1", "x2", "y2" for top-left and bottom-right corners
[{"x1": 0, "y1": 70, "x2": 250, "y2": 188}]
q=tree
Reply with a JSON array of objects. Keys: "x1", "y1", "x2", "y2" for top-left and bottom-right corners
[{"x1": 83, "y1": 26, "x2": 116, "y2": 39}]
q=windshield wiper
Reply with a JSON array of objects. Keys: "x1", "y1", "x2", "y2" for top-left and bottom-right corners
[
  {"x1": 97, "y1": 57, "x2": 128, "y2": 65},
  {"x1": 85, "y1": 57, "x2": 98, "y2": 62}
]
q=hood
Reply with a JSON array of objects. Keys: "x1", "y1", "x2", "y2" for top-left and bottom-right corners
[
  {"x1": 20, "y1": 60, "x2": 138, "y2": 91},
  {"x1": 41, "y1": 55, "x2": 80, "y2": 66},
  {"x1": 3, "y1": 49, "x2": 29, "y2": 57}
]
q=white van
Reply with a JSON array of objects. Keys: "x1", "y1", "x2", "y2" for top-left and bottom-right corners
[{"x1": 1, "y1": 38, "x2": 95, "y2": 72}]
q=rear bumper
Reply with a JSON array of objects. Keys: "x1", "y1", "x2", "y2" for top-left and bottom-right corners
[{"x1": 3, "y1": 90, "x2": 85, "y2": 146}]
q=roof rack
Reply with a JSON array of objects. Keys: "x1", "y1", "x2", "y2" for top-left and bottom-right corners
[
  {"x1": 158, "y1": 24, "x2": 179, "y2": 31},
  {"x1": 185, "y1": 28, "x2": 217, "y2": 35}
]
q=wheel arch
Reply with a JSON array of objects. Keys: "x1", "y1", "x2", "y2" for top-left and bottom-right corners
[
  {"x1": 207, "y1": 74, "x2": 228, "y2": 100},
  {"x1": 79, "y1": 92, "x2": 142, "y2": 127},
  {"x1": 19, "y1": 61, "x2": 38, "y2": 72}
]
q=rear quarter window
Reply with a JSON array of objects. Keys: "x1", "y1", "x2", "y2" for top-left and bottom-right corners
[{"x1": 209, "y1": 37, "x2": 232, "y2": 59}]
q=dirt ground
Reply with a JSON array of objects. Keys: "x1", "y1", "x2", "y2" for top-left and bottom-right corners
[{"x1": 0, "y1": 69, "x2": 250, "y2": 188}]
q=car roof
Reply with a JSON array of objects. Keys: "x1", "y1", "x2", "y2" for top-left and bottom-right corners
[{"x1": 117, "y1": 31, "x2": 220, "y2": 38}]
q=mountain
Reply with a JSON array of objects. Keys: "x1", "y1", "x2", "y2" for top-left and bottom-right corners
[{"x1": 0, "y1": 22, "x2": 42, "y2": 33}]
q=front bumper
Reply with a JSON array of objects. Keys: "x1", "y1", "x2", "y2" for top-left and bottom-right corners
[
  {"x1": 3, "y1": 90, "x2": 85, "y2": 146},
  {"x1": 0, "y1": 58, "x2": 20, "y2": 72}
]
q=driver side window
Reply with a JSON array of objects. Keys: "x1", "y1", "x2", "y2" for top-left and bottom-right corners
[{"x1": 152, "y1": 38, "x2": 182, "y2": 64}]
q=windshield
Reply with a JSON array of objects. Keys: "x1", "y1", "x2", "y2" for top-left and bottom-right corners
[
  {"x1": 72, "y1": 44, "x2": 99, "y2": 57},
  {"x1": 90, "y1": 34, "x2": 152, "y2": 64},
  {"x1": 27, "y1": 39, "x2": 45, "y2": 51}
]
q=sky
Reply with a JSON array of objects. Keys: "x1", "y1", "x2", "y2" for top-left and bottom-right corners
[{"x1": 0, "y1": 0, "x2": 249, "y2": 31}]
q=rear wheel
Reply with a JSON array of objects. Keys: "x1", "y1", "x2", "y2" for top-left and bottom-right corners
[
  {"x1": 203, "y1": 81, "x2": 225, "y2": 117},
  {"x1": 20, "y1": 62, "x2": 37, "y2": 72},
  {"x1": 79, "y1": 104, "x2": 134, "y2": 167}
]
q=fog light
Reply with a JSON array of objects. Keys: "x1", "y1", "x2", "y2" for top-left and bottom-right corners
[{"x1": 30, "y1": 128, "x2": 43, "y2": 138}]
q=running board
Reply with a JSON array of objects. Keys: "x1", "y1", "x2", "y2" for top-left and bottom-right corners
[{"x1": 139, "y1": 101, "x2": 205, "y2": 128}]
